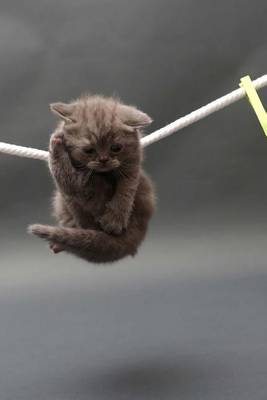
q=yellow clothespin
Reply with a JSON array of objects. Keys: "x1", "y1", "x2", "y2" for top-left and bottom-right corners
[{"x1": 239, "y1": 75, "x2": 267, "y2": 136}]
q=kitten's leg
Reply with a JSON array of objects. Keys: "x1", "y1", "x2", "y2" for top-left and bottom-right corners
[
  {"x1": 99, "y1": 172, "x2": 139, "y2": 235},
  {"x1": 28, "y1": 223, "x2": 143, "y2": 262},
  {"x1": 49, "y1": 189, "x2": 86, "y2": 255},
  {"x1": 49, "y1": 132, "x2": 82, "y2": 194}
]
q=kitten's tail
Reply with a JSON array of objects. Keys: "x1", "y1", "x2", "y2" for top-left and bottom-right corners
[{"x1": 28, "y1": 224, "x2": 142, "y2": 263}]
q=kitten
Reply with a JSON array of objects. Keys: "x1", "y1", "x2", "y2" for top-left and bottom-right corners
[{"x1": 29, "y1": 95, "x2": 155, "y2": 263}]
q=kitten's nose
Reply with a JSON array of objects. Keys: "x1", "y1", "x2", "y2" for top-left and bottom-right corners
[{"x1": 100, "y1": 156, "x2": 108, "y2": 164}]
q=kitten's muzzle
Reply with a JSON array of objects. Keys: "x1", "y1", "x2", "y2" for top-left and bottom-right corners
[
  {"x1": 87, "y1": 159, "x2": 120, "y2": 172},
  {"x1": 99, "y1": 156, "x2": 109, "y2": 164}
]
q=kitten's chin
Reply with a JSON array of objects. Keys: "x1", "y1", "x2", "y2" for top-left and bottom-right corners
[
  {"x1": 96, "y1": 167, "x2": 114, "y2": 173},
  {"x1": 99, "y1": 167, "x2": 119, "y2": 173}
]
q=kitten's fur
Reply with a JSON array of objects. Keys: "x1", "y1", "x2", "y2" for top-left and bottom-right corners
[{"x1": 29, "y1": 95, "x2": 155, "y2": 263}]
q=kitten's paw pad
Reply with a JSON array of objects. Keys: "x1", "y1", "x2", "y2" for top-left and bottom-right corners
[
  {"x1": 99, "y1": 211, "x2": 125, "y2": 235},
  {"x1": 51, "y1": 137, "x2": 63, "y2": 146},
  {"x1": 49, "y1": 242, "x2": 64, "y2": 254}
]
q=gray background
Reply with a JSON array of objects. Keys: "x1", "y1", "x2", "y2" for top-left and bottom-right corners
[{"x1": 0, "y1": 0, "x2": 267, "y2": 399}]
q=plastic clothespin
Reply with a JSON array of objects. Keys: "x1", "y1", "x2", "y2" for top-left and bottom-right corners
[{"x1": 239, "y1": 75, "x2": 267, "y2": 136}]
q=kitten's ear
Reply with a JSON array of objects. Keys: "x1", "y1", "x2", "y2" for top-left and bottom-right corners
[
  {"x1": 119, "y1": 105, "x2": 152, "y2": 129},
  {"x1": 50, "y1": 102, "x2": 76, "y2": 122}
]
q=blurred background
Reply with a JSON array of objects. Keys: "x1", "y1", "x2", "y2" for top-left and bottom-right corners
[{"x1": 0, "y1": 0, "x2": 267, "y2": 399}]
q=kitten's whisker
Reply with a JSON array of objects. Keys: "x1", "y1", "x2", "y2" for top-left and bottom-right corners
[
  {"x1": 118, "y1": 167, "x2": 130, "y2": 179},
  {"x1": 117, "y1": 169, "x2": 124, "y2": 179},
  {"x1": 87, "y1": 169, "x2": 94, "y2": 182}
]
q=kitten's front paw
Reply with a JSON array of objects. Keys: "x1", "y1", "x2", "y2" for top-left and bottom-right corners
[
  {"x1": 99, "y1": 208, "x2": 126, "y2": 235},
  {"x1": 49, "y1": 132, "x2": 65, "y2": 154}
]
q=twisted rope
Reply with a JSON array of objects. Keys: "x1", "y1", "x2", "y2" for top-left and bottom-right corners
[{"x1": 1, "y1": 74, "x2": 267, "y2": 162}]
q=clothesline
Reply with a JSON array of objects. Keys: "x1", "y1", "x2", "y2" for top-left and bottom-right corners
[{"x1": 0, "y1": 74, "x2": 266, "y2": 162}]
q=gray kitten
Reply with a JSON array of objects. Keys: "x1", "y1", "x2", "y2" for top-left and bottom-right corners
[{"x1": 29, "y1": 95, "x2": 155, "y2": 263}]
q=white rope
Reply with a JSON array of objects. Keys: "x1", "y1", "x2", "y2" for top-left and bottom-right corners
[
  {"x1": 0, "y1": 142, "x2": 49, "y2": 161},
  {"x1": 1, "y1": 74, "x2": 267, "y2": 162}
]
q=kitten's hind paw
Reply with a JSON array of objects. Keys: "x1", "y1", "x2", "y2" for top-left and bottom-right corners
[
  {"x1": 28, "y1": 225, "x2": 65, "y2": 253},
  {"x1": 49, "y1": 242, "x2": 65, "y2": 254},
  {"x1": 28, "y1": 224, "x2": 53, "y2": 240}
]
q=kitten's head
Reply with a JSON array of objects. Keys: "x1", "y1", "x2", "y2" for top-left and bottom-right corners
[{"x1": 50, "y1": 96, "x2": 152, "y2": 172}]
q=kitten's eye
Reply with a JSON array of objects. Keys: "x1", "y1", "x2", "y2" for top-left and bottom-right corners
[
  {"x1": 110, "y1": 143, "x2": 122, "y2": 153},
  {"x1": 84, "y1": 147, "x2": 95, "y2": 155}
]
